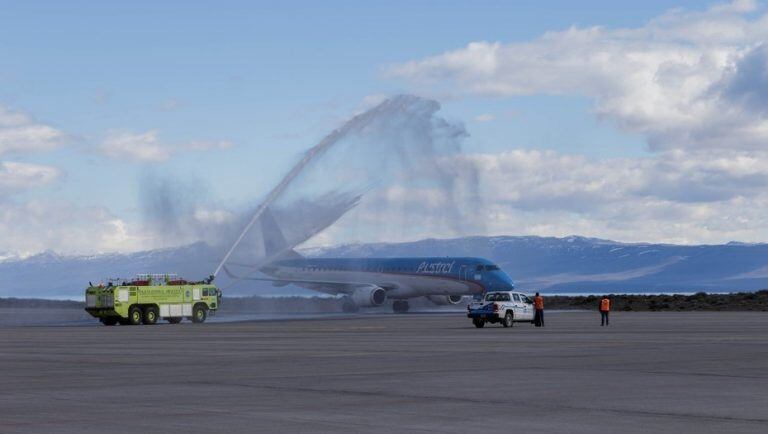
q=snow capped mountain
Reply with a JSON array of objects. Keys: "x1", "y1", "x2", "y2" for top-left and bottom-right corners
[
  {"x1": 308, "y1": 235, "x2": 768, "y2": 293},
  {"x1": 2, "y1": 236, "x2": 767, "y2": 299}
]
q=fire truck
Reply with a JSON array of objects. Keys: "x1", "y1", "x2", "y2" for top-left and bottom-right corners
[{"x1": 85, "y1": 274, "x2": 221, "y2": 326}]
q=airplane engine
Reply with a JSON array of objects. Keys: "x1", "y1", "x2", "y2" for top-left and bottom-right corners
[
  {"x1": 426, "y1": 295, "x2": 465, "y2": 306},
  {"x1": 351, "y1": 286, "x2": 387, "y2": 307}
]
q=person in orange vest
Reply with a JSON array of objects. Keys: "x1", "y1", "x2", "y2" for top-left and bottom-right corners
[
  {"x1": 599, "y1": 296, "x2": 611, "y2": 326},
  {"x1": 534, "y1": 292, "x2": 544, "y2": 327}
]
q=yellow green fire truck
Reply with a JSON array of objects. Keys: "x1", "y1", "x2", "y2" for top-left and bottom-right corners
[{"x1": 85, "y1": 274, "x2": 221, "y2": 326}]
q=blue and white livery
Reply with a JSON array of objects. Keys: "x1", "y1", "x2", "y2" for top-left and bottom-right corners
[{"x1": 223, "y1": 210, "x2": 516, "y2": 312}]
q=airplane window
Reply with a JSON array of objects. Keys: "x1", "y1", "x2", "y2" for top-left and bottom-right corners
[
  {"x1": 485, "y1": 265, "x2": 500, "y2": 271},
  {"x1": 476, "y1": 265, "x2": 483, "y2": 271}
]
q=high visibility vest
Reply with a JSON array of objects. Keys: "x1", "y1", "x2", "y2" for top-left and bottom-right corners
[
  {"x1": 600, "y1": 298, "x2": 610, "y2": 311},
  {"x1": 534, "y1": 296, "x2": 544, "y2": 310}
]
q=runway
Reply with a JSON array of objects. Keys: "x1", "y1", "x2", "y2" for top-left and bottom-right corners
[{"x1": 1, "y1": 311, "x2": 766, "y2": 433}]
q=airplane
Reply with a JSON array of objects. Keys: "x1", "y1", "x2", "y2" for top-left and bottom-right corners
[{"x1": 223, "y1": 209, "x2": 516, "y2": 313}]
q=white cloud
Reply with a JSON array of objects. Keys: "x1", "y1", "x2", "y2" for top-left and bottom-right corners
[
  {"x1": 474, "y1": 113, "x2": 496, "y2": 123},
  {"x1": 388, "y1": 1, "x2": 768, "y2": 151},
  {"x1": 101, "y1": 130, "x2": 171, "y2": 162},
  {"x1": 0, "y1": 106, "x2": 67, "y2": 156},
  {"x1": 372, "y1": 1, "x2": 768, "y2": 244},
  {"x1": 308, "y1": 148, "x2": 768, "y2": 246},
  {"x1": 0, "y1": 200, "x2": 147, "y2": 256},
  {"x1": 466, "y1": 149, "x2": 768, "y2": 244},
  {"x1": 100, "y1": 129, "x2": 233, "y2": 162},
  {"x1": 0, "y1": 161, "x2": 63, "y2": 196},
  {"x1": 159, "y1": 98, "x2": 182, "y2": 111}
]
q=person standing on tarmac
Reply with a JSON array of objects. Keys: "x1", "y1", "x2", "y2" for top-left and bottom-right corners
[
  {"x1": 599, "y1": 296, "x2": 611, "y2": 326},
  {"x1": 534, "y1": 292, "x2": 544, "y2": 327}
]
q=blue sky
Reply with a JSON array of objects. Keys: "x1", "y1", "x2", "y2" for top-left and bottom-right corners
[{"x1": 1, "y1": 0, "x2": 767, "y2": 255}]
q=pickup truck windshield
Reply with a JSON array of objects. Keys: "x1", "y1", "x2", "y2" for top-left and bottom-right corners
[{"x1": 485, "y1": 293, "x2": 511, "y2": 302}]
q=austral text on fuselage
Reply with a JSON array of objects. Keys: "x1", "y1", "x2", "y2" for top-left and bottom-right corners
[{"x1": 416, "y1": 261, "x2": 456, "y2": 274}]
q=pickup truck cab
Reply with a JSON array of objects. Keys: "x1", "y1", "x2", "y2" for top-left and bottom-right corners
[{"x1": 467, "y1": 291, "x2": 535, "y2": 328}]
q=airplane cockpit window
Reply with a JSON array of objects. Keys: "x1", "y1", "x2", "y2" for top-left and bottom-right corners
[
  {"x1": 476, "y1": 265, "x2": 484, "y2": 271},
  {"x1": 484, "y1": 264, "x2": 500, "y2": 271}
]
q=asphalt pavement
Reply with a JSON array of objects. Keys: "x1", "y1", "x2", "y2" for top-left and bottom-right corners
[{"x1": 0, "y1": 311, "x2": 766, "y2": 433}]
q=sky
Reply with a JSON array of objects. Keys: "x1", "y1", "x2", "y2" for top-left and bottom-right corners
[{"x1": 1, "y1": 0, "x2": 768, "y2": 257}]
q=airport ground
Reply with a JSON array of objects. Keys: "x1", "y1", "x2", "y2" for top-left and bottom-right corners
[{"x1": 0, "y1": 311, "x2": 767, "y2": 433}]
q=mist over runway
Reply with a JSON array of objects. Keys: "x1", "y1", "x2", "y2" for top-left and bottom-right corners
[{"x1": 1, "y1": 311, "x2": 766, "y2": 433}]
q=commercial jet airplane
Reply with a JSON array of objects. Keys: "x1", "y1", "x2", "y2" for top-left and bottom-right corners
[{"x1": 223, "y1": 210, "x2": 516, "y2": 313}]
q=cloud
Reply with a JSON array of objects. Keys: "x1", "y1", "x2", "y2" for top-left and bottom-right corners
[
  {"x1": 100, "y1": 130, "x2": 171, "y2": 162},
  {"x1": 99, "y1": 129, "x2": 233, "y2": 162},
  {"x1": 0, "y1": 199, "x2": 147, "y2": 257},
  {"x1": 374, "y1": 1, "x2": 768, "y2": 245},
  {"x1": 159, "y1": 98, "x2": 182, "y2": 111},
  {"x1": 466, "y1": 149, "x2": 768, "y2": 244},
  {"x1": 0, "y1": 106, "x2": 67, "y2": 156},
  {"x1": 388, "y1": 1, "x2": 768, "y2": 151},
  {"x1": 469, "y1": 148, "x2": 768, "y2": 207},
  {"x1": 474, "y1": 113, "x2": 496, "y2": 123},
  {"x1": 720, "y1": 43, "x2": 768, "y2": 114},
  {"x1": 0, "y1": 161, "x2": 63, "y2": 197},
  {"x1": 306, "y1": 146, "x2": 768, "y2": 246}
]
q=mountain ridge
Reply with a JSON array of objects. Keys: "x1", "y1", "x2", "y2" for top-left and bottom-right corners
[{"x1": 2, "y1": 235, "x2": 767, "y2": 298}]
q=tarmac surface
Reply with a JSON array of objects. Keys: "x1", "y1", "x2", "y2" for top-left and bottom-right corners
[{"x1": 1, "y1": 311, "x2": 767, "y2": 433}]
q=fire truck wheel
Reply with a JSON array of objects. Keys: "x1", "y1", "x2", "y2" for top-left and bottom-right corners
[
  {"x1": 143, "y1": 306, "x2": 159, "y2": 325},
  {"x1": 128, "y1": 306, "x2": 143, "y2": 325},
  {"x1": 191, "y1": 305, "x2": 207, "y2": 323}
]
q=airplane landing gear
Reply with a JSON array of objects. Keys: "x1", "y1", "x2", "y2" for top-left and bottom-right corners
[{"x1": 392, "y1": 300, "x2": 409, "y2": 313}]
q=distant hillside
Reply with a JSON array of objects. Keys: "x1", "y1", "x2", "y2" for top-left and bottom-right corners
[
  {"x1": 1, "y1": 235, "x2": 767, "y2": 298},
  {"x1": 309, "y1": 236, "x2": 768, "y2": 293}
]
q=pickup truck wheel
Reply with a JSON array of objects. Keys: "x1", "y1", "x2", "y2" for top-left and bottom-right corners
[
  {"x1": 502, "y1": 311, "x2": 514, "y2": 328},
  {"x1": 473, "y1": 319, "x2": 485, "y2": 328},
  {"x1": 128, "y1": 306, "x2": 143, "y2": 325}
]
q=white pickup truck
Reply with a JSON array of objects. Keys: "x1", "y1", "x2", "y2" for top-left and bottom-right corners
[{"x1": 467, "y1": 291, "x2": 536, "y2": 328}]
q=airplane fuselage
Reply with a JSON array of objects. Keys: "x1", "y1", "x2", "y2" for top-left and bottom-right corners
[{"x1": 262, "y1": 257, "x2": 515, "y2": 299}]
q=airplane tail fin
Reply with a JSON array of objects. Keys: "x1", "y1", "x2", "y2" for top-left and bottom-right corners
[{"x1": 260, "y1": 207, "x2": 302, "y2": 260}]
